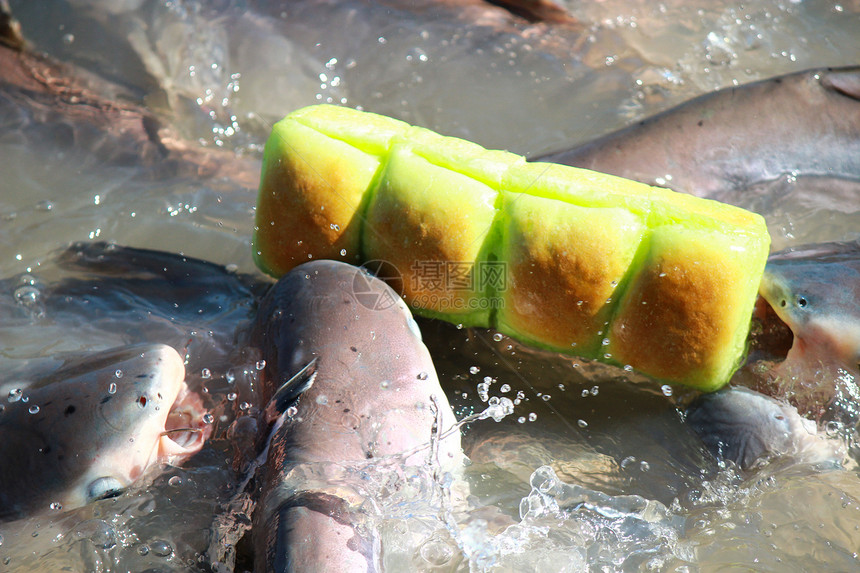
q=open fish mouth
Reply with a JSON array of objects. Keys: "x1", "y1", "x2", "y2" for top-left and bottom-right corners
[
  {"x1": 751, "y1": 295, "x2": 794, "y2": 362},
  {"x1": 159, "y1": 381, "x2": 213, "y2": 462}
]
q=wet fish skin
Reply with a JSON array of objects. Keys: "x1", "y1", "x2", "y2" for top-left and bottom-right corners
[
  {"x1": 538, "y1": 67, "x2": 860, "y2": 200},
  {"x1": 686, "y1": 386, "x2": 842, "y2": 470},
  {"x1": 250, "y1": 260, "x2": 463, "y2": 573},
  {"x1": 759, "y1": 240, "x2": 860, "y2": 371},
  {"x1": 0, "y1": 343, "x2": 209, "y2": 521}
]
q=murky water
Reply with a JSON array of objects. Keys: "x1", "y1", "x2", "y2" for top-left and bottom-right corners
[{"x1": 1, "y1": 0, "x2": 860, "y2": 571}]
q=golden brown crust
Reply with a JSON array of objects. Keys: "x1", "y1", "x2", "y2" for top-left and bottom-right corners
[{"x1": 499, "y1": 193, "x2": 645, "y2": 353}]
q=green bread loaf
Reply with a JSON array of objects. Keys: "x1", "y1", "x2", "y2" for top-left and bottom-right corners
[{"x1": 253, "y1": 104, "x2": 771, "y2": 391}]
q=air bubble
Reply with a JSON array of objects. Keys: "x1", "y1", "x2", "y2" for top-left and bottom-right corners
[
  {"x1": 201, "y1": 368, "x2": 212, "y2": 379},
  {"x1": 417, "y1": 372, "x2": 429, "y2": 380},
  {"x1": 227, "y1": 392, "x2": 237, "y2": 401},
  {"x1": 577, "y1": 419, "x2": 588, "y2": 428},
  {"x1": 49, "y1": 502, "x2": 62, "y2": 511},
  {"x1": 108, "y1": 382, "x2": 117, "y2": 394},
  {"x1": 202, "y1": 413, "x2": 214, "y2": 424},
  {"x1": 256, "y1": 360, "x2": 266, "y2": 370},
  {"x1": 316, "y1": 395, "x2": 328, "y2": 405},
  {"x1": 14, "y1": 285, "x2": 40, "y2": 307},
  {"x1": 7, "y1": 388, "x2": 22, "y2": 402},
  {"x1": 115, "y1": 369, "x2": 123, "y2": 378},
  {"x1": 661, "y1": 385, "x2": 673, "y2": 397},
  {"x1": 493, "y1": 333, "x2": 504, "y2": 342},
  {"x1": 469, "y1": 366, "x2": 480, "y2": 375},
  {"x1": 150, "y1": 540, "x2": 174, "y2": 558},
  {"x1": 28, "y1": 405, "x2": 39, "y2": 414},
  {"x1": 528, "y1": 412, "x2": 537, "y2": 422},
  {"x1": 168, "y1": 476, "x2": 183, "y2": 487}
]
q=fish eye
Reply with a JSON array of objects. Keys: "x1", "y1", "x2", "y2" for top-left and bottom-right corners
[
  {"x1": 796, "y1": 295, "x2": 808, "y2": 308},
  {"x1": 87, "y1": 477, "x2": 124, "y2": 502}
]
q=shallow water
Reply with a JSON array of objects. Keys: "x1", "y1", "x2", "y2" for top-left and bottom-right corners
[{"x1": 1, "y1": 0, "x2": 860, "y2": 571}]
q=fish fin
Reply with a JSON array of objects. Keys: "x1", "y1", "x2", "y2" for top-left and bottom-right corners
[{"x1": 265, "y1": 358, "x2": 318, "y2": 420}]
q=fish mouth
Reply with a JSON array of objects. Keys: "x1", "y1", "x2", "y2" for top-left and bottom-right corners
[
  {"x1": 750, "y1": 295, "x2": 795, "y2": 363},
  {"x1": 158, "y1": 381, "x2": 212, "y2": 463}
]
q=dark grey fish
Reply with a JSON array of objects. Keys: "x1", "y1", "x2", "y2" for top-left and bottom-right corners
[
  {"x1": 0, "y1": 343, "x2": 211, "y2": 521},
  {"x1": 250, "y1": 260, "x2": 462, "y2": 573},
  {"x1": 686, "y1": 386, "x2": 842, "y2": 470},
  {"x1": 538, "y1": 67, "x2": 860, "y2": 201}
]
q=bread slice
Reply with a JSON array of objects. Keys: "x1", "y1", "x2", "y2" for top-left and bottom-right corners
[{"x1": 253, "y1": 105, "x2": 770, "y2": 391}]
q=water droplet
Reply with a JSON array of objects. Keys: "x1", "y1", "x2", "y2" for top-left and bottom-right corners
[
  {"x1": 500, "y1": 384, "x2": 511, "y2": 393},
  {"x1": 825, "y1": 420, "x2": 843, "y2": 436},
  {"x1": 492, "y1": 333, "x2": 503, "y2": 342},
  {"x1": 114, "y1": 369, "x2": 123, "y2": 378},
  {"x1": 49, "y1": 502, "x2": 62, "y2": 511},
  {"x1": 528, "y1": 412, "x2": 537, "y2": 422},
  {"x1": 601, "y1": 337, "x2": 610, "y2": 346},
  {"x1": 661, "y1": 385, "x2": 673, "y2": 397},
  {"x1": 340, "y1": 249, "x2": 347, "y2": 256},
  {"x1": 590, "y1": 386, "x2": 599, "y2": 396},
  {"x1": 201, "y1": 368, "x2": 212, "y2": 379},
  {"x1": 256, "y1": 360, "x2": 266, "y2": 370},
  {"x1": 202, "y1": 412, "x2": 215, "y2": 425},
  {"x1": 286, "y1": 405, "x2": 298, "y2": 417},
  {"x1": 417, "y1": 371, "x2": 429, "y2": 380},
  {"x1": 14, "y1": 285, "x2": 40, "y2": 307},
  {"x1": 577, "y1": 419, "x2": 588, "y2": 428},
  {"x1": 469, "y1": 366, "x2": 480, "y2": 375},
  {"x1": 7, "y1": 388, "x2": 22, "y2": 402},
  {"x1": 623, "y1": 365, "x2": 633, "y2": 372},
  {"x1": 168, "y1": 476, "x2": 183, "y2": 487},
  {"x1": 226, "y1": 392, "x2": 237, "y2": 401},
  {"x1": 226, "y1": 370, "x2": 236, "y2": 384},
  {"x1": 640, "y1": 460, "x2": 650, "y2": 472},
  {"x1": 150, "y1": 540, "x2": 173, "y2": 558},
  {"x1": 541, "y1": 395, "x2": 551, "y2": 402},
  {"x1": 380, "y1": 380, "x2": 390, "y2": 389},
  {"x1": 239, "y1": 401, "x2": 251, "y2": 411},
  {"x1": 138, "y1": 545, "x2": 150, "y2": 556},
  {"x1": 28, "y1": 405, "x2": 39, "y2": 414},
  {"x1": 517, "y1": 416, "x2": 526, "y2": 424}
]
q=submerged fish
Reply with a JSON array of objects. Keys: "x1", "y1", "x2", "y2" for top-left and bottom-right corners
[
  {"x1": 538, "y1": 67, "x2": 860, "y2": 202},
  {"x1": 0, "y1": 343, "x2": 210, "y2": 521},
  {"x1": 250, "y1": 260, "x2": 463, "y2": 573},
  {"x1": 686, "y1": 386, "x2": 843, "y2": 470}
]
